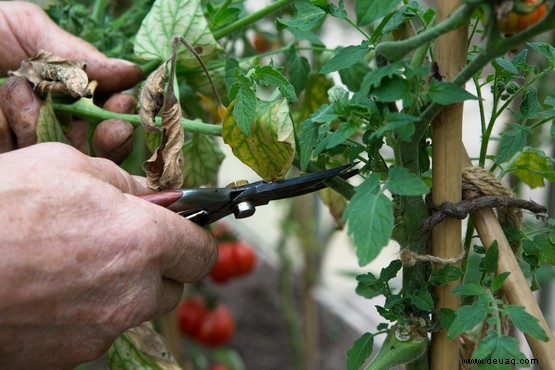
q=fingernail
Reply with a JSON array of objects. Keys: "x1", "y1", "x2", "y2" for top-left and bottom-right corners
[
  {"x1": 7, "y1": 78, "x2": 37, "y2": 110},
  {"x1": 109, "y1": 58, "x2": 139, "y2": 68}
]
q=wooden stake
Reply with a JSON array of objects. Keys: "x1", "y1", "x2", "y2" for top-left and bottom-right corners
[
  {"x1": 462, "y1": 150, "x2": 555, "y2": 369},
  {"x1": 430, "y1": 1, "x2": 467, "y2": 369}
]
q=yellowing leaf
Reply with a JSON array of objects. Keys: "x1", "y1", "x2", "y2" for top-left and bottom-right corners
[
  {"x1": 223, "y1": 98, "x2": 295, "y2": 181},
  {"x1": 106, "y1": 322, "x2": 181, "y2": 370},
  {"x1": 510, "y1": 149, "x2": 555, "y2": 189}
]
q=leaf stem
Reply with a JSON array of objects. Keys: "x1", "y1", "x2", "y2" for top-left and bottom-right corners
[
  {"x1": 213, "y1": 0, "x2": 297, "y2": 40},
  {"x1": 52, "y1": 99, "x2": 222, "y2": 136},
  {"x1": 344, "y1": 16, "x2": 372, "y2": 41},
  {"x1": 91, "y1": 0, "x2": 110, "y2": 24}
]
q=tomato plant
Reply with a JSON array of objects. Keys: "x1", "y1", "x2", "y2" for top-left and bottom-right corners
[
  {"x1": 178, "y1": 296, "x2": 235, "y2": 347},
  {"x1": 12, "y1": 0, "x2": 555, "y2": 369}
]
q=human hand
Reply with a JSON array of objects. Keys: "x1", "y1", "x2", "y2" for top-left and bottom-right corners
[
  {"x1": 0, "y1": 2, "x2": 142, "y2": 160},
  {"x1": 0, "y1": 143, "x2": 218, "y2": 370}
]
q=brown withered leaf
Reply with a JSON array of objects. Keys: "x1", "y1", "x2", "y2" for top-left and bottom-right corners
[
  {"x1": 9, "y1": 50, "x2": 92, "y2": 98},
  {"x1": 139, "y1": 62, "x2": 167, "y2": 132},
  {"x1": 106, "y1": 322, "x2": 181, "y2": 369},
  {"x1": 143, "y1": 94, "x2": 184, "y2": 191}
]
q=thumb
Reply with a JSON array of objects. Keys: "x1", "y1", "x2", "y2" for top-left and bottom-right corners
[{"x1": 3, "y1": 2, "x2": 142, "y2": 94}]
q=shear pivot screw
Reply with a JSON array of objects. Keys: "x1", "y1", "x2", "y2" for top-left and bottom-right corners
[{"x1": 233, "y1": 201, "x2": 256, "y2": 219}]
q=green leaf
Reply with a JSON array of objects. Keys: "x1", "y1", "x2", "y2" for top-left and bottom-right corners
[
  {"x1": 346, "y1": 333, "x2": 374, "y2": 370},
  {"x1": 379, "y1": 260, "x2": 402, "y2": 282},
  {"x1": 491, "y1": 271, "x2": 510, "y2": 292},
  {"x1": 380, "y1": 1, "x2": 420, "y2": 35},
  {"x1": 223, "y1": 98, "x2": 294, "y2": 181},
  {"x1": 320, "y1": 41, "x2": 371, "y2": 74},
  {"x1": 493, "y1": 57, "x2": 519, "y2": 75},
  {"x1": 438, "y1": 308, "x2": 456, "y2": 330},
  {"x1": 287, "y1": 48, "x2": 311, "y2": 95},
  {"x1": 496, "y1": 123, "x2": 532, "y2": 164},
  {"x1": 276, "y1": 2, "x2": 326, "y2": 31},
  {"x1": 134, "y1": 0, "x2": 220, "y2": 67},
  {"x1": 313, "y1": 121, "x2": 359, "y2": 156},
  {"x1": 430, "y1": 265, "x2": 463, "y2": 286},
  {"x1": 371, "y1": 112, "x2": 418, "y2": 142},
  {"x1": 356, "y1": 273, "x2": 386, "y2": 299},
  {"x1": 355, "y1": 0, "x2": 399, "y2": 26},
  {"x1": 231, "y1": 76, "x2": 257, "y2": 134},
  {"x1": 344, "y1": 174, "x2": 394, "y2": 266},
  {"x1": 451, "y1": 283, "x2": 484, "y2": 296},
  {"x1": 37, "y1": 94, "x2": 69, "y2": 144},
  {"x1": 385, "y1": 167, "x2": 429, "y2": 196},
  {"x1": 473, "y1": 330, "x2": 528, "y2": 368},
  {"x1": 522, "y1": 234, "x2": 555, "y2": 265},
  {"x1": 514, "y1": 87, "x2": 542, "y2": 122},
  {"x1": 505, "y1": 305, "x2": 549, "y2": 342},
  {"x1": 412, "y1": 288, "x2": 435, "y2": 311},
  {"x1": 371, "y1": 76, "x2": 413, "y2": 103},
  {"x1": 355, "y1": 61, "x2": 407, "y2": 95},
  {"x1": 339, "y1": 61, "x2": 371, "y2": 92},
  {"x1": 181, "y1": 134, "x2": 224, "y2": 187},
  {"x1": 427, "y1": 79, "x2": 479, "y2": 105},
  {"x1": 479, "y1": 241, "x2": 499, "y2": 274},
  {"x1": 529, "y1": 42, "x2": 555, "y2": 68},
  {"x1": 254, "y1": 65, "x2": 298, "y2": 103},
  {"x1": 509, "y1": 148, "x2": 555, "y2": 189},
  {"x1": 447, "y1": 296, "x2": 489, "y2": 339}
]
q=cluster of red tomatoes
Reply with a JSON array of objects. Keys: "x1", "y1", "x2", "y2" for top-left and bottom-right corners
[
  {"x1": 176, "y1": 222, "x2": 257, "y2": 369},
  {"x1": 487, "y1": 0, "x2": 547, "y2": 35}
]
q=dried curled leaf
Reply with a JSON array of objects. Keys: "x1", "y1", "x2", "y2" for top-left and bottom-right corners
[
  {"x1": 106, "y1": 322, "x2": 181, "y2": 370},
  {"x1": 9, "y1": 50, "x2": 91, "y2": 98},
  {"x1": 139, "y1": 62, "x2": 167, "y2": 132},
  {"x1": 143, "y1": 94, "x2": 184, "y2": 191}
]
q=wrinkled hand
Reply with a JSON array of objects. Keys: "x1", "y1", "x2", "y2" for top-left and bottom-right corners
[
  {"x1": 0, "y1": 143, "x2": 218, "y2": 370},
  {"x1": 0, "y1": 2, "x2": 142, "y2": 160}
]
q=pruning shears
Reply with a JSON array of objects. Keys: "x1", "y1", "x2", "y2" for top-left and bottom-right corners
[{"x1": 138, "y1": 164, "x2": 358, "y2": 226}]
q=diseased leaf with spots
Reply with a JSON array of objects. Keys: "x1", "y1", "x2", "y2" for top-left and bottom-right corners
[
  {"x1": 343, "y1": 174, "x2": 394, "y2": 266},
  {"x1": 106, "y1": 322, "x2": 181, "y2": 370},
  {"x1": 181, "y1": 134, "x2": 224, "y2": 187},
  {"x1": 36, "y1": 94, "x2": 69, "y2": 144},
  {"x1": 139, "y1": 62, "x2": 167, "y2": 132},
  {"x1": 223, "y1": 98, "x2": 295, "y2": 181},
  {"x1": 134, "y1": 0, "x2": 221, "y2": 67}
]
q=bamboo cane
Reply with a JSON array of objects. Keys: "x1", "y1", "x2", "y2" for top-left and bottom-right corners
[
  {"x1": 462, "y1": 150, "x2": 555, "y2": 369},
  {"x1": 430, "y1": 1, "x2": 467, "y2": 369}
]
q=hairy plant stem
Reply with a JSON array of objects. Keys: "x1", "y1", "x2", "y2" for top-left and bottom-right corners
[
  {"x1": 52, "y1": 99, "x2": 222, "y2": 136},
  {"x1": 213, "y1": 0, "x2": 297, "y2": 40}
]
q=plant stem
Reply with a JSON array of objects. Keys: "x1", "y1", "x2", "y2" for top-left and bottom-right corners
[
  {"x1": 344, "y1": 16, "x2": 372, "y2": 41},
  {"x1": 213, "y1": 0, "x2": 297, "y2": 40},
  {"x1": 376, "y1": 3, "x2": 479, "y2": 62},
  {"x1": 91, "y1": 0, "x2": 110, "y2": 24},
  {"x1": 53, "y1": 99, "x2": 222, "y2": 136}
]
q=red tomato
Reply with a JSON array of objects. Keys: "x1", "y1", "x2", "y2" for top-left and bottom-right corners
[
  {"x1": 209, "y1": 243, "x2": 238, "y2": 283},
  {"x1": 209, "y1": 241, "x2": 257, "y2": 283},
  {"x1": 196, "y1": 304, "x2": 235, "y2": 347},
  {"x1": 232, "y1": 241, "x2": 256, "y2": 275},
  {"x1": 209, "y1": 365, "x2": 228, "y2": 370},
  {"x1": 498, "y1": 0, "x2": 547, "y2": 34},
  {"x1": 177, "y1": 297, "x2": 206, "y2": 338}
]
